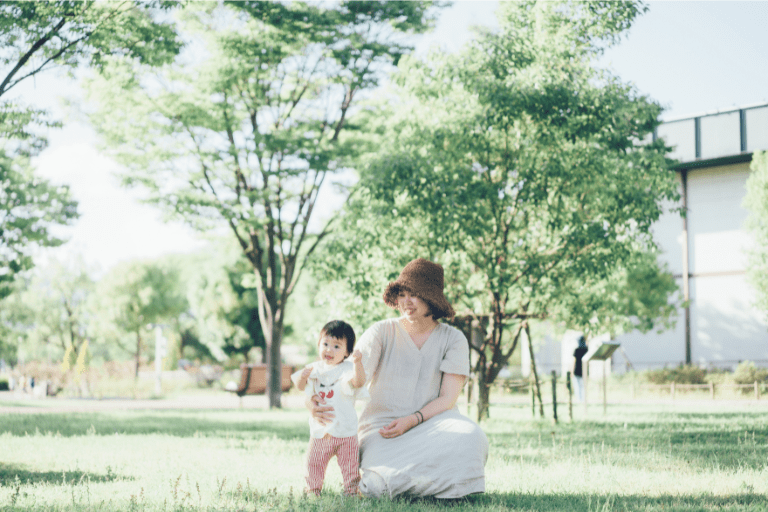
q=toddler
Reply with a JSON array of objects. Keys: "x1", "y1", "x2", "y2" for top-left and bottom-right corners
[{"x1": 291, "y1": 320, "x2": 367, "y2": 496}]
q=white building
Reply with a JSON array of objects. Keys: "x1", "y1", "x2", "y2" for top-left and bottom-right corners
[
  {"x1": 618, "y1": 103, "x2": 768, "y2": 371},
  {"x1": 524, "y1": 103, "x2": 768, "y2": 376}
]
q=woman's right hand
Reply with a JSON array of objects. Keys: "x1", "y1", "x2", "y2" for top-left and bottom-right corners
[
  {"x1": 379, "y1": 414, "x2": 419, "y2": 439},
  {"x1": 306, "y1": 394, "x2": 335, "y2": 426}
]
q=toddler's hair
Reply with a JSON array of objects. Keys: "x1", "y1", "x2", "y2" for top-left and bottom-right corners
[{"x1": 319, "y1": 320, "x2": 356, "y2": 355}]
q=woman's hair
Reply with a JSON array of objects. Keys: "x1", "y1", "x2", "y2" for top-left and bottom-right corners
[
  {"x1": 384, "y1": 285, "x2": 451, "y2": 321},
  {"x1": 319, "y1": 320, "x2": 356, "y2": 355}
]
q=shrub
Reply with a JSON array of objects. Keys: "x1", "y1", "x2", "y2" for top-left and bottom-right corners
[
  {"x1": 733, "y1": 361, "x2": 768, "y2": 385},
  {"x1": 0, "y1": 377, "x2": 8, "y2": 391},
  {"x1": 644, "y1": 364, "x2": 706, "y2": 384}
]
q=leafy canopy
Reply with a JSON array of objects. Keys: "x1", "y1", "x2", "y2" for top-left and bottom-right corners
[
  {"x1": 315, "y1": 1, "x2": 679, "y2": 419},
  {"x1": 84, "y1": 0, "x2": 441, "y2": 406},
  {"x1": 0, "y1": 0, "x2": 181, "y2": 149},
  {"x1": 0, "y1": 152, "x2": 78, "y2": 302}
]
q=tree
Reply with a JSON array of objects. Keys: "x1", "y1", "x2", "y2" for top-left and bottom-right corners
[
  {"x1": 0, "y1": 281, "x2": 32, "y2": 364},
  {"x1": 170, "y1": 247, "x2": 266, "y2": 364},
  {"x1": 221, "y1": 256, "x2": 267, "y2": 363},
  {"x1": 549, "y1": 247, "x2": 679, "y2": 340},
  {"x1": 315, "y1": 0, "x2": 680, "y2": 420},
  {"x1": 0, "y1": 0, "x2": 182, "y2": 297},
  {"x1": 0, "y1": 257, "x2": 95, "y2": 369},
  {"x1": 743, "y1": 150, "x2": 768, "y2": 324},
  {"x1": 92, "y1": 260, "x2": 188, "y2": 377},
  {"x1": 20, "y1": 259, "x2": 94, "y2": 364},
  {"x1": 0, "y1": 0, "x2": 181, "y2": 146},
  {"x1": 0, "y1": 152, "x2": 78, "y2": 303},
  {"x1": 84, "y1": 1, "x2": 441, "y2": 407}
]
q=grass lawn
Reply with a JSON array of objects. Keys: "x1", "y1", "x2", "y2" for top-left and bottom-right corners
[{"x1": 1, "y1": 398, "x2": 767, "y2": 511}]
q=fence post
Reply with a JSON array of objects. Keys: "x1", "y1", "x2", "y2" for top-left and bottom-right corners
[
  {"x1": 710, "y1": 382, "x2": 715, "y2": 399},
  {"x1": 566, "y1": 371, "x2": 573, "y2": 422},
  {"x1": 551, "y1": 370, "x2": 558, "y2": 424},
  {"x1": 530, "y1": 376, "x2": 536, "y2": 418},
  {"x1": 602, "y1": 359, "x2": 608, "y2": 416},
  {"x1": 671, "y1": 381, "x2": 676, "y2": 400},
  {"x1": 755, "y1": 381, "x2": 760, "y2": 400}
]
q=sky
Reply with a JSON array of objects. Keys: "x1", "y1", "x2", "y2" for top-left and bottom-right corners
[{"x1": 18, "y1": 1, "x2": 768, "y2": 274}]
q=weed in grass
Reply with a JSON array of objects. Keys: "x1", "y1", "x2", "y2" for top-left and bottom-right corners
[
  {"x1": 10, "y1": 476, "x2": 21, "y2": 507},
  {"x1": 170, "y1": 474, "x2": 181, "y2": 508}
]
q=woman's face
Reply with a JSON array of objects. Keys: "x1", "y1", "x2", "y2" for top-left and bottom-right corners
[{"x1": 397, "y1": 289, "x2": 430, "y2": 321}]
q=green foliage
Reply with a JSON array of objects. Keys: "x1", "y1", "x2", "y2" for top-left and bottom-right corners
[
  {"x1": 743, "y1": 151, "x2": 768, "y2": 324},
  {"x1": 91, "y1": 260, "x2": 188, "y2": 375},
  {"x1": 552, "y1": 248, "x2": 679, "y2": 339},
  {"x1": 317, "y1": 0, "x2": 678, "y2": 420},
  {"x1": 0, "y1": 0, "x2": 181, "y2": 313},
  {"x1": 0, "y1": 155, "x2": 78, "y2": 300},
  {"x1": 221, "y1": 256, "x2": 267, "y2": 363},
  {"x1": 733, "y1": 360, "x2": 768, "y2": 385},
  {"x1": 0, "y1": 0, "x2": 181, "y2": 148},
  {"x1": 167, "y1": 245, "x2": 266, "y2": 364},
  {"x1": 85, "y1": 1, "x2": 441, "y2": 406},
  {"x1": 643, "y1": 364, "x2": 707, "y2": 385},
  {"x1": 0, "y1": 282, "x2": 29, "y2": 363}
]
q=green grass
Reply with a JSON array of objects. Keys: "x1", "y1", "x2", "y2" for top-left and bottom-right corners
[{"x1": 1, "y1": 401, "x2": 767, "y2": 511}]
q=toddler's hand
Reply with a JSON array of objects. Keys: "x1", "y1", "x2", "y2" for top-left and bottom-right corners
[
  {"x1": 301, "y1": 366, "x2": 313, "y2": 380},
  {"x1": 352, "y1": 350, "x2": 362, "y2": 363}
]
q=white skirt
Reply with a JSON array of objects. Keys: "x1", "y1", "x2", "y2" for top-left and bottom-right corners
[{"x1": 358, "y1": 408, "x2": 488, "y2": 499}]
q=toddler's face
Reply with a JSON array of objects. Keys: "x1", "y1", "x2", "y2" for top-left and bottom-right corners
[{"x1": 319, "y1": 335, "x2": 347, "y2": 365}]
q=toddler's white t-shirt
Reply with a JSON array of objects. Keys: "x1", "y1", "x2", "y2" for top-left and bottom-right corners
[{"x1": 291, "y1": 360, "x2": 369, "y2": 438}]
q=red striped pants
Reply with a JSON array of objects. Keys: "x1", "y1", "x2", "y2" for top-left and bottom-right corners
[{"x1": 305, "y1": 435, "x2": 360, "y2": 496}]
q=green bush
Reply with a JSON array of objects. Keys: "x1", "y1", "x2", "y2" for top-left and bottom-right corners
[
  {"x1": 0, "y1": 377, "x2": 8, "y2": 391},
  {"x1": 733, "y1": 361, "x2": 768, "y2": 385},
  {"x1": 644, "y1": 364, "x2": 706, "y2": 384}
]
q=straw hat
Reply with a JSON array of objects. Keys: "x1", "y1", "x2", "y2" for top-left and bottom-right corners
[{"x1": 383, "y1": 258, "x2": 455, "y2": 320}]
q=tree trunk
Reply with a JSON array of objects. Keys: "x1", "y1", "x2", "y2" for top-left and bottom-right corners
[
  {"x1": 265, "y1": 312, "x2": 284, "y2": 409},
  {"x1": 477, "y1": 369, "x2": 490, "y2": 422}
]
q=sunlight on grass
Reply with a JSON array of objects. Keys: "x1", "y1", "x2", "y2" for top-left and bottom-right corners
[{"x1": 0, "y1": 403, "x2": 766, "y2": 511}]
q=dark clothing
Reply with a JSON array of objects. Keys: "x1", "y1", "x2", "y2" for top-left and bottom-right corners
[{"x1": 573, "y1": 347, "x2": 589, "y2": 377}]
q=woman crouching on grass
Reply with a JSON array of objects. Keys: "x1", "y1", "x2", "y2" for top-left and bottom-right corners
[{"x1": 309, "y1": 258, "x2": 488, "y2": 498}]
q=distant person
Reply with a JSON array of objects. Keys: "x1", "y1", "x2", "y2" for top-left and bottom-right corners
[
  {"x1": 308, "y1": 258, "x2": 488, "y2": 498},
  {"x1": 573, "y1": 335, "x2": 589, "y2": 402},
  {"x1": 292, "y1": 320, "x2": 367, "y2": 496}
]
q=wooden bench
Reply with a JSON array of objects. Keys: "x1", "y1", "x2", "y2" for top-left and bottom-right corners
[{"x1": 230, "y1": 363, "x2": 294, "y2": 397}]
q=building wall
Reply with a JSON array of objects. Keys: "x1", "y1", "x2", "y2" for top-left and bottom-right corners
[
  {"x1": 615, "y1": 161, "x2": 768, "y2": 371},
  {"x1": 524, "y1": 104, "x2": 768, "y2": 375}
]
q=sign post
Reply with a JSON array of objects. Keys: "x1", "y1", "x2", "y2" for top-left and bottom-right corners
[
  {"x1": 154, "y1": 325, "x2": 167, "y2": 396},
  {"x1": 584, "y1": 342, "x2": 620, "y2": 416}
]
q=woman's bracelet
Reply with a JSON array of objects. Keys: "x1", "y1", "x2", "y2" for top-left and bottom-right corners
[{"x1": 414, "y1": 410, "x2": 424, "y2": 424}]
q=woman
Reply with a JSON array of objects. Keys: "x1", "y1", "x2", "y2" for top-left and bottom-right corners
[{"x1": 310, "y1": 258, "x2": 488, "y2": 498}]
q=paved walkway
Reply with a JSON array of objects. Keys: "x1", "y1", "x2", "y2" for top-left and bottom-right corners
[{"x1": 0, "y1": 390, "x2": 308, "y2": 414}]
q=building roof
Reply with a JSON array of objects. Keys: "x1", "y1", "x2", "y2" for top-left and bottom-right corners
[{"x1": 654, "y1": 103, "x2": 768, "y2": 170}]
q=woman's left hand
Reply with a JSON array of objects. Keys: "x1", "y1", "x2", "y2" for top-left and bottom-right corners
[{"x1": 379, "y1": 414, "x2": 419, "y2": 439}]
